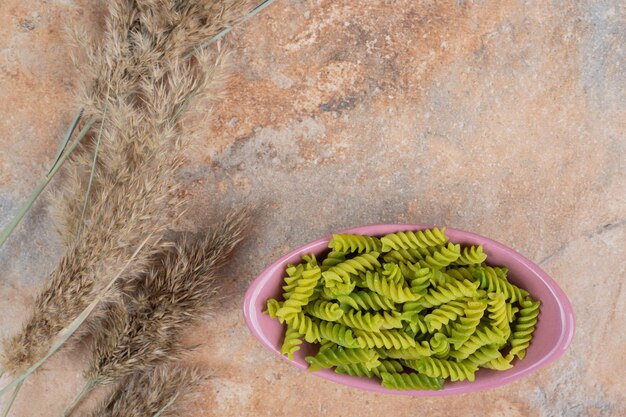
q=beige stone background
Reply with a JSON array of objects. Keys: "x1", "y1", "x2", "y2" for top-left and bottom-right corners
[{"x1": 1, "y1": 0, "x2": 625, "y2": 416}]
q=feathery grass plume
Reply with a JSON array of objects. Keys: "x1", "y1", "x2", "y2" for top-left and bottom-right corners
[
  {"x1": 61, "y1": 209, "x2": 249, "y2": 415},
  {"x1": 1, "y1": 0, "x2": 256, "y2": 378},
  {"x1": 0, "y1": 234, "x2": 153, "y2": 401},
  {"x1": 89, "y1": 365, "x2": 206, "y2": 417},
  {"x1": 55, "y1": 0, "x2": 261, "y2": 239}
]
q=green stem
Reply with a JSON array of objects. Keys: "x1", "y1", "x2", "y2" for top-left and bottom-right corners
[
  {"x1": 0, "y1": 233, "x2": 152, "y2": 398},
  {"x1": 0, "y1": 116, "x2": 96, "y2": 249},
  {"x1": 76, "y1": 105, "x2": 107, "y2": 239},
  {"x1": 60, "y1": 380, "x2": 96, "y2": 417},
  {"x1": 48, "y1": 110, "x2": 83, "y2": 175},
  {"x1": 188, "y1": 0, "x2": 277, "y2": 57},
  {"x1": 1, "y1": 380, "x2": 23, "y2": 417}
]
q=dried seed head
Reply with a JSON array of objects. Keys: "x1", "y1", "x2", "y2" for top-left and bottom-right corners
[
  {"x1": 86, "y1": 209, "x2": 249, "y2": 385},
  {"x1": 90, "y1": 364, "x2": 206, "y2": 417},
  {"x1": 3, "y1": 0, "x2": 255, "y2": 377}
]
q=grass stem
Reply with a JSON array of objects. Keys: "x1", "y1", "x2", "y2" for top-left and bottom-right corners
[
  {"x1": 76, "y1": 105, "x2": 107, "y2": 239},
  {"x1": 189, "y1": 0, "x2": 277, "y2": 57},
  {"x1": 0, "y1": 380, "x2": 23, "y2": 417},
  {"x1": 60, "y1": 380, "x2": 96, "y2": 417},
  {"x1": 0, "y1": 115, "x2": 95, "y2": 249}
]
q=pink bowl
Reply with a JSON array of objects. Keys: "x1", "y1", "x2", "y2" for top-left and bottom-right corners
[{"x1": 243, "y1": 224, "x2": 575, "y2": 396}]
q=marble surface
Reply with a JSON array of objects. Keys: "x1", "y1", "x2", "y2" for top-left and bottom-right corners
[{"x1": 0, "y1": 0, "x2": 624, "y2": 416}]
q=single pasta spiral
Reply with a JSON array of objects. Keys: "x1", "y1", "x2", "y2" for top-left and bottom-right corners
[
  {"x1": 380, "y1": 227, "x2": 448, "y2": 252},
  {"x1": 413, "y1": 357, "x2": 478, "y2": 382},
  {"x1": 363, "y1": 271, "x2": 420, "y2": 303},
  {"x1": 335, "y1": 290, "x2": 395, "y2": 311},
  {"x1": 336, "y1": 359, "x2": 403, "y2": 378},
  {"x1": 305, "y1": 347, "x2": 379, "y2": 371},
  {"x1": 328, "y1": 234, "x2": 383, "y2": 254},
  {"x1": 380, "y1": 372, "x2": 443, "y2": 390},
  {"x1": 507, "y1": 298, "x2": 540, "y2": 360},
  {"x1": 418, "y1": 279, "x2": 479, "y2": 308},
  {"x1": 323, "y1": 252, "x2": 381, "y2": 287}
]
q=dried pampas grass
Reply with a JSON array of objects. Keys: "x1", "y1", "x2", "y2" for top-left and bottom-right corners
[
  {"x1": 89, "y1": 365, "x2": 206, "y2": 417},
  {"x1": 88, "y1": 209, "x2": 249, "y2": 385},
  {"x1": 61, "y1": 210, "x2": 249, "y2": 415},
  {"x1": 2, "y1": 0, "x2": 260, "y2": 378}
]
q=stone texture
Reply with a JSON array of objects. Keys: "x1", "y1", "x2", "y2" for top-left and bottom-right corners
[{"x1": 0, "y1": 0, "x2": 624, "y2": 416}]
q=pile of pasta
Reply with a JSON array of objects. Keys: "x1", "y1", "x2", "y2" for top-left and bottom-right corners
[{"x1": 264, "y1": 228, "x2": 540, "y2": 390}]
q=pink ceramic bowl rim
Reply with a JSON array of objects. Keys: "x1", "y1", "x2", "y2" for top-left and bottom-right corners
[{"x1": 243, "y1": 224, "x2": 575, "y2": 396}]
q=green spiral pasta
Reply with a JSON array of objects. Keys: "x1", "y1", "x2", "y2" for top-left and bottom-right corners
[
  {"x1": 281, "y1": 264, "x2": 305, "y2": 298},
  {"x1": 318, "y1": 340, "x2": 336, "y2": 352},
  {"x1": 266, "y1": 228, "x2": 541, "y2": 391},
  {"x1": 398, "y1": 262, "x2": 430, "y2": 281},
  {"x1": 356, "y1": 329, "x2": 417, "y2": 350},
  {"x1": 305, "y1": 347, "x2": 380, "y2": 371},
  {"x1": 324, "y1": 277, "x2": 357, "y2": 296},
  {"x1": 381, "y1": 263, "x2": 405, "y2": 286},
  {"x1": 320, "y1": 284, "x2": 338, "y2": 301},
  {"x1": 338, "y1": 310, "x2": 384, "y2": 332},
  {"x1": 384, "y1": 244, "x2": 461, "y2": 269},
  {"x1": 336, "y1": 359, "x2": 403, "y2": 378},
  {"x1": 375, "y1": 347, "x2": 389, "y2": 359},
  {"x1": 399, "y1": 263, "x2": 432, "y2": 294},
  {"x1": 380, "y1": 227, "x2": 448, "y2": 252},
  {"x1": 335, "y1": 290, "x2": 395, "y2": 311},
  {"x1": 400, "y1": 311, "x2": 429, "y2": 335},
  {"x1": 442, "y1": 266, "x2": 477, "y2": 282},
  {"x1": 363, "y1": 271, "x2": 420, "y2": 303},
  {"x1": 465, "y1": 345, "x2": 502, "y2": 367},
  {"x1": 328, "y1": 234, "x2": 383, "y2": 254},
  {"x1": 414, "y1": 314, "x2": 432, "y2": 334},
  {"x1": 448, "y1": 299, "x2": 488, "y2": 349},
  {"x1": 380, "y1": 372, "x2": 444, "y2": 391},
  {"x1": 283, "y1": 312, "x2": 320, "y2": 343},
  {"x1": 401, "y1": 301, "x2": 426, "y2": 315},
  {"x1": 379, "y1": 310, "x2": 403, "y2": 329},
  {"x1": 454, "y1": 245, "x2": 488, "y2": 266},
  {"x1": 280, "y1": 326, "x2": 303, "y2": 360},
  {"x1": 413, "y1": 357, "x2": 478, "y2": 382},
  {"x1": 264, "y1": 298, "x2": 282, "y2": 319},
  {"x1": 323, "y1": 252, "x2": 381, "y2": 287},
  {"x1": 318, "y1": 320, "x2": 361, "y2": 348},
  {"x1": 449, "y1": 325, "x2": 506, "y2": 361},
  {"x1": 321, "y1": 250, "x2": 348, "y2": 271},
  {"x1": 429, "y1": 332, "x2": 450, "y2": 358},
  {"x1": 310, "y1": 278, "x2": 326, "y2": 302},
  {"x1": 493, "y1": 266, "x2": 509, "y2": 279},
  {"x1": 418, "y1": 279, "x2": 479, "y2": 308},
  {"x1": 402, "y1": 322, "x2": 418, "y2": 339},
  {"x1": 382, "y1": 248, "x2": 421, "y2": 264},
  {"x1": 385, "y1": 342, "x2": 433, "y2": 359},
  {"x1": 302, "y1": 254, "x2": 319, "y2": 268},
  {"x1": 424, "y1": 300, "x2": 469, "y2": 331},
  {"x1": 276, "y1": 265, "x2": 322, "y2": 319},
  {"x1": 305, "y1": 300, "x2": 344, "y2": 322},
  {"x1": 474, "y1": 266, "x2": 529, "y2": 303},
  {"x1": 439, "y1": 323, "x2": 455, "y2": 338},
  {"x1": 415, "y1": 243, "x2": 462, "y2": 269},
  {"x1": 487, "y1": 292, "x2": 511, "y2": 339},
  {"x1": 507, "y1": 298, "x2": 540, "y2": 360},
  {"x1": 506, "y1": 303, "x2": 520, "y2": 323},
  {"x1": 430, "y1": 269, "x2": 453, "y2": 286},
  {"x1": 483, "y1": 352, "x2": 514, "y2": 370}
]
